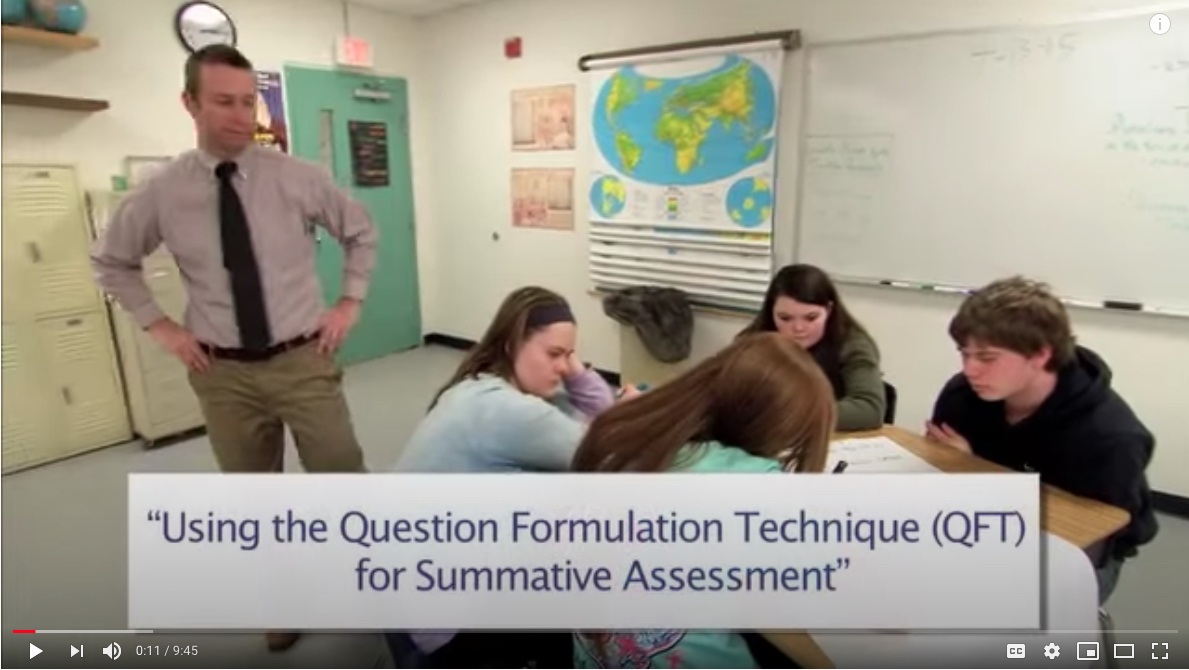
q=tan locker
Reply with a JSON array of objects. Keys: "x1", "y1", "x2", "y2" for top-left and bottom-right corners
[
  {"x1": 36, "y1": 312, "x2": 132, "y2": 457},
  {"x1": 2, "y1": 165, "x2": 103, "y2": 317},
  {"x1": 1, "y1": 321, "x2": 61, "y2": 471},
  {"x1": 1, "y1": 165, "x2": 132, "y2": 474}
]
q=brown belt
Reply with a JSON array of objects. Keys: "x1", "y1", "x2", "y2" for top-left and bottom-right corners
[{"x1": 201, "y1": 332, "x2": 318, "y2": 362}]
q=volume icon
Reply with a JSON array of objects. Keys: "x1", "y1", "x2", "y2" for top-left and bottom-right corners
[{"x1": 103, "y1": 642, "x2": 121, "y2": 659}]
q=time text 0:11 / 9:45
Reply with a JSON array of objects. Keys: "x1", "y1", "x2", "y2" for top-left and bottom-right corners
[{"x1": 136, "y1": 645, "x2": 198, "y2": 656}]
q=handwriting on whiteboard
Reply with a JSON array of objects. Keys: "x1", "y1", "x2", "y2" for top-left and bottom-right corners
[
  {"x1": 970, "y1": 32, "x2": 1078, "y2": 67},
  {"x1": 1105, "y1": 111, "x2": 1189, "y2": 169},
  {"x1": 802, "y1": 187, "x2": 874, "y2": 244},
  {"x1": 1108, "y1": 112, "x2": 1181, "y2": 136},
  {"x1": 801, "y1": 135, "x2": 892, "y2": 249},
  {"x1": 804, "y1": 134, "x2": 893, "y2": 175},
  {"x1": 1153, "y1": 59, "x2": 1189, "y2": 73},
  {"x1": 826, "y1": 437, "x2": 940, "y2": 474},
  {"x1": 1128, "y1": 190, "x2": 1189, "y2": 233}
]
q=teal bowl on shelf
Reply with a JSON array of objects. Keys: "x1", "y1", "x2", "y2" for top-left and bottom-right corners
[
  {"x1": 29, "y1": 0, "x2": 86, "y2": 34},
  {"x1": 1, "y1": 0, "x2": 28, "y2": 25}
]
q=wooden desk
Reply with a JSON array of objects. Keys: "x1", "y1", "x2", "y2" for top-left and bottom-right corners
[
  {"x1": 866, "y1": 425, "x2": 1130, "y2": 548},
  {"x1": 762, "y1": 425, "x2": 1131, "y2": 669}
]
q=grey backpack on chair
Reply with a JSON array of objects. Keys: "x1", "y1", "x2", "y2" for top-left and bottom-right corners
[{"x1": 601, "y1": 286, "x2": 694, "y2": 364}]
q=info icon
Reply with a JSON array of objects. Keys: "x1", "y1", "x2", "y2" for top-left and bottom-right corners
[
  {"x1": 1007, "y1": 643, "x2": 1026, "y2": 658},
  {"x1": 1150, "y1": 13, "x2": 1171, "y2": 35}
]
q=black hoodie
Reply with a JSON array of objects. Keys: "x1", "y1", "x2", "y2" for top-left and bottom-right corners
[{"x1": 931, "y1": 345, "x2": 1158, "y2": 563}]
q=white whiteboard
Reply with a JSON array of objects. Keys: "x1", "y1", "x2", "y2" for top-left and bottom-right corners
[{"x1": 795, "y1": 9, "x2": 1189, "y2": 313}]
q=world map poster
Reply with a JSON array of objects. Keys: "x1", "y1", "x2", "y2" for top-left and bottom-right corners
[{"x1": 587, "y1": 48, "x2": 783, "y2": 233}]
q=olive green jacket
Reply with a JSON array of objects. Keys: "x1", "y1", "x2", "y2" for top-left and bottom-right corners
[{"x1": 831, "y1": 328, "x2": 887, "y2": 431}]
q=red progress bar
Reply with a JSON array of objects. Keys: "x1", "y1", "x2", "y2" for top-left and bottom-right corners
[{"x1": 13, "y1": 630, "x2": 35, "y2": 633}]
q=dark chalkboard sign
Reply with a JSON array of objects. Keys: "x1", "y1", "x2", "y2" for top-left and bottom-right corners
[{"x1": 348, "y1": 120, "x2": 389, "y2": 187}]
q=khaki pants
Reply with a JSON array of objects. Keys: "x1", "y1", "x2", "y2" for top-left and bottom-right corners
[{"x1": 188, "y1": 341, "x2": 366, "y2": 473}]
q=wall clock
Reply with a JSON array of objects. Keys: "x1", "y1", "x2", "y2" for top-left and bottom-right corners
[{"x1": 175, "y1": 1, "x2": 237, "y2": 53}]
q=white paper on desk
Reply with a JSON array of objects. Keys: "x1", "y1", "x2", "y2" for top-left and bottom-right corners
[{"x1": 826, "y1": 436, "x2": 940, "y2": 474}]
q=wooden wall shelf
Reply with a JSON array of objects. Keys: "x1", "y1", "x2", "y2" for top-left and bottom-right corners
[
  {"x1": 1, "y1": 91, "x2": 109, "y2": 111},
  {"x1": 1, "y1": 25, "x2": 98, "y2": 50}
]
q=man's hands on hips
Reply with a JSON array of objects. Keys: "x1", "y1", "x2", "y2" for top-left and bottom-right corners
[
  {"x1": 318, "y1": 297, "x2": 361, "y2": 354},
  {"x1": 150, "y1": 298, "x2": 362, "y2": 367},
  {"x1": 148, "y1": 318, "x2": 210, "y2": 372}
]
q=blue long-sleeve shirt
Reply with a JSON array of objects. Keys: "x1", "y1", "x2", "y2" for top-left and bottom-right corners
[
  {"x1": 394, "y1": 369, "x2": 614, "y2": 474},
  {"x1": 392, "y1": 369, "x2": 614, "y2": 656}
]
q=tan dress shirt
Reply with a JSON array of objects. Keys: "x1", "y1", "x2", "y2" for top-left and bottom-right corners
[{"x1": 90, "y1": 145, "x2": 378, "y2": 349}]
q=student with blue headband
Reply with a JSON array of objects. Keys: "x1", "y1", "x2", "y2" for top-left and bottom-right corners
[
  {"x1": 397, "y1": 286, "x2": 620, "y2": 473},
  {"x1": 389, "y1": 286, "x2": 623, "y2": 666}
]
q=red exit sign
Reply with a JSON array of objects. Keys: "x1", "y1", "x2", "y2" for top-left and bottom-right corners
[{"x1": 336, "y1": 36, "x2": 373, "y2": 68}]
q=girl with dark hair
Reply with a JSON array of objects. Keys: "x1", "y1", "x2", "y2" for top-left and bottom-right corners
[{"x1": 742, "y1": 264, "x2": 887, "y2": 430}]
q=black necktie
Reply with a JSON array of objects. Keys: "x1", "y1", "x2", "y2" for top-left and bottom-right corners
[{"x1": 215, "y1": 161, "x2": 272, "y2": 351}]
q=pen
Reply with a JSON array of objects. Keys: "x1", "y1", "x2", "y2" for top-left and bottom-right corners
[{"x1": 832, "y1": 460, "x2": 849, "y2": 474}]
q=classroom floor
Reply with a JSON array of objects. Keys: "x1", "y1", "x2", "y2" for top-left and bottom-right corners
[{"x1": 2, "y1": 344, "x2": 1186, "y2": 668}]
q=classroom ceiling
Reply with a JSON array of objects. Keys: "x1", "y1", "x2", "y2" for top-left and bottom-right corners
[{"x1": 350, "y1": 0, "x2": 497, "y2": 16}]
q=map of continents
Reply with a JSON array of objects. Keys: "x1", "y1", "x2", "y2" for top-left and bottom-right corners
[{"x1": 590, "y1": 54, "x2": 777, "y2": 226}]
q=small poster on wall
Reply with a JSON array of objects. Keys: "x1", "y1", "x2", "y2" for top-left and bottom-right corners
[
  {"x1": 511, "y1": 84, "x2": 576, "y2": 151},
  {"x1": 349, "y1": 120, "x2": 390, "y2": 187},
  {"x1": 255, "y1": 71, "x2": 289, "y2": 153},
  {"x1": 512, "y1": 168, "x2": 574, "y2": 230}
]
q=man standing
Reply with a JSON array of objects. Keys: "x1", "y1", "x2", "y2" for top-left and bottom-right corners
[
  {"x1": 926, "y1": 276, "x2": 1158, "y2": 605},
  {"x1": 91, "y1": 45, "x2": 376, "y2": 650}
]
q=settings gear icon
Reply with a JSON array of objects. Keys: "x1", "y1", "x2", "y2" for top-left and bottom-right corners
[{"x1": 1043, "y1": 643, "x2": 1061, "y2": 659}]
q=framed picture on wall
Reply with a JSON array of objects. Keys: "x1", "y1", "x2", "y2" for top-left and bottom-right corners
[
  {"x1": 255, "y1": 71, "x2": 289, "y2": 153},
  {"x1": 511, "y1": 84, "x2": 575, "y2": 151},
  {"x1": 124, "y1": 156, "x2": 174, "y2": 187}
]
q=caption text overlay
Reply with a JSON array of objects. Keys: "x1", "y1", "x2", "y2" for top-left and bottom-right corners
[{"x1": 128, "y1": 472, "x2": 1041, "y2": 630}]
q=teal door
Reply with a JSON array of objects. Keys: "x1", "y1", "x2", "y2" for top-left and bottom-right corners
[{"x1": 282, "y1": 64, "x2": 421, "y2": 366}]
